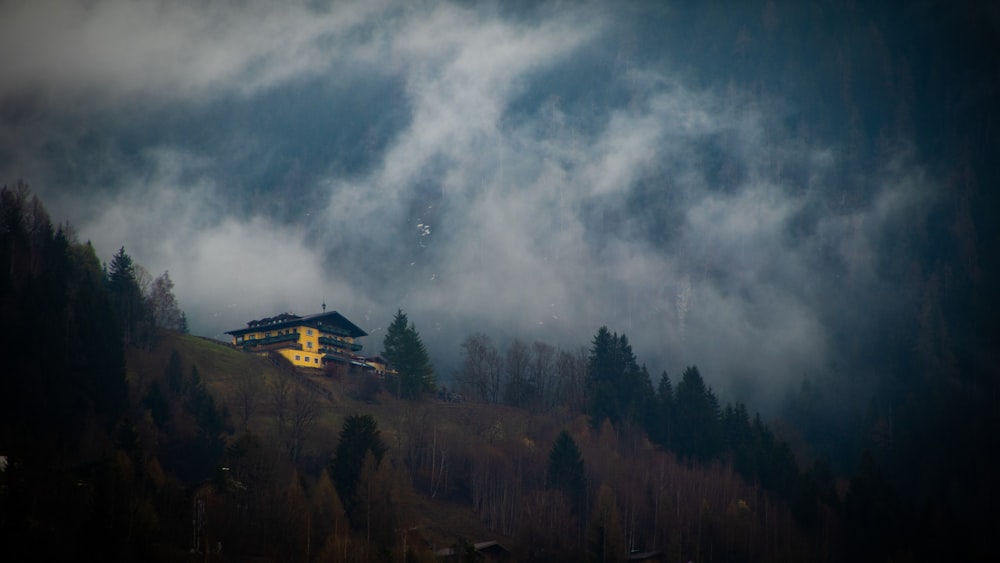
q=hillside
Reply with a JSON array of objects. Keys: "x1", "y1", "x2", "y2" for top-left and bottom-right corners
[
  {"x1": 123, "y1": 330, "x2": 824, "y2": 562},
  {"x1": 126, "y1": 331, "x2": 509, "y2": 550},
  {"x1": 6, "y1": 182, "x2": 993, "y2": 561},
  {"x1": 1, "y1": 181, "x2": 825, "y2": 562}
]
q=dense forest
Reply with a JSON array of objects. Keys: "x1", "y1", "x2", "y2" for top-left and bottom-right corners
[{"x1": 1, "y1": 182, "x2": 996, "y2": 561}]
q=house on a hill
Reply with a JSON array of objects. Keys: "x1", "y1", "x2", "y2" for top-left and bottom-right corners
[{"x1": 225, "y1": 309, "x2": 374, "y2": 371}]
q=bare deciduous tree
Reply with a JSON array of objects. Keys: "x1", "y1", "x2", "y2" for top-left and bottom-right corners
[
  {"x1": 555, "y1": 347, "x2": 588, "y2": 412},
  {"x1": 147, "y1": 270, "x2": 186, "y2": 331},
  {"x1": 503, "y1": 339, "x2": 533, "y2": 408},
  {"x1": 288, "y1": 386, "x2": 319, "y2": 465},
  {"x1": 234, "y1": 364, "x2": 263, "y2": 433},
  {"x1": 531, "y1": 341, "x2": 556, "y2": 409},
  {"x1": 269, "y1": 374, "x2": 293, "y2": 451},
  {"x1": 458, "y1": 333, "x2": 504, "y2": 403}
]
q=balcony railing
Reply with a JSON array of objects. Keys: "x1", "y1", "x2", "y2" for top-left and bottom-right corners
[
  {"x1": 318, "y1": 336, "x2": 364, "y2": 352},
  {"x1": 242, "y1": 332, "x2": 300, "y2": 348},
  {"x1": 248, "y1": 341, "x2": 303, "y2": 353},
  {"x1": 316, "y1": 324, "x2": 352, "y2": 337}
]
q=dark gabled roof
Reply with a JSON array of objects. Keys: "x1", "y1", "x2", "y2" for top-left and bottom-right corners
[
  {"x1": 247, "y1": 312, "x2": 301, "y2": 328},
  {"x1": 226, "y1": 310, "x2": 368, "y2": 338},
  {"x1": 302, "y1": 310, "x2": 368, "y2": 337}
]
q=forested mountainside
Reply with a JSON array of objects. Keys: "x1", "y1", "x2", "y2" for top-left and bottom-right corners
[{"x1": 3, "y1": 183, "x2": 997, "y2": 561}]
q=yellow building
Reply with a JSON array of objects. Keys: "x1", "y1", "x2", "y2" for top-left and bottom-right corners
[
  {"x1": 363, "y1": 355, "x2": 395, "y2": 379},
  {"x1": 225, "y1": 310, "x2": 368, "y2": 369}
]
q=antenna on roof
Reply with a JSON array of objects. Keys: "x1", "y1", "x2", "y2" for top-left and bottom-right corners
[{"x1": 322, "y1": 301, "x2": 327, "y2": 312}]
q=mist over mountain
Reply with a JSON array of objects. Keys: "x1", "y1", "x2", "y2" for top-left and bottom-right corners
[{"x1": 2, "y1": 0, "x2": 997, "y2": 427}]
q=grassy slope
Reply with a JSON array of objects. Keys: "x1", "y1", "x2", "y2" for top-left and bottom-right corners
[{"x1": 126, "y1": 330, "x2": 519, "y2": 550}]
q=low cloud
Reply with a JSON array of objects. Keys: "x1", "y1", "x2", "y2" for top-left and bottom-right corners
[
  {"x1": 2, "y1": 0, "x2": 940, "y2": 413},
  {"x1": 0, "y1": 0, "x2": 393, "y2": 105}
]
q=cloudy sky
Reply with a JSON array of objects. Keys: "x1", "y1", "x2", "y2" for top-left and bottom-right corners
[{"x1": 3, "y1": 0, "x2": 992, "y2": 412}]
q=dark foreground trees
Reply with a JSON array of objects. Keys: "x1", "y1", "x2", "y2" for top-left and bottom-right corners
[{"x1": 1, "y1": 183, "x2": 147, "y2": 559}]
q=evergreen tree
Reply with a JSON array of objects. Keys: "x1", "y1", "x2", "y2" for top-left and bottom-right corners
[
  {"x1": 636, "y1": 363, "x2": 656, "y2": 431},
  {"x1": 105, "y1": 246, "x2": 153, "y2": 347},
  {"x1": 1, "y1": 184, "x2": 131, "y2": 558},
  {"x1": 722, "y1": 401, "x2": 752, "y2": 451},
  {"x1": 382, "y1": 309, "x2": 410, "y2": 366},
  {"x1": 587, "y1": 327, "x2": 620, "y2": 426},
  {"x1": 330, "y1": 414, "x2": 387, "y2": 513},
  {"x1": 722, "y1": 401, "x2": 754, "y2": 477},
  {"x1": 652, "y1": 371, "x2": 674, "y2": 448},
  {"x1": 546, "y1": 430, "x2": 586, "y2": 518},
  {"x1": 179, "y1": 363, "x2": 227, "y2": 480},
  {"x1": 382, "y1": 309, "x2": 435, "y2": 400},
  {"x1": 673, "y1": 366, "x2": 722, "y2": 462},
  {"x1": 585, "y1": 327, "x2": 652, "y2": 427},
  {"x1": 142, "y1": 380, "x2": 170, "y2": 428}
]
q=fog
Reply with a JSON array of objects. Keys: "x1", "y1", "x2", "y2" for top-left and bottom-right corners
[{"x1": 2, "y1": 0, "x2": 974, "y2": 413}]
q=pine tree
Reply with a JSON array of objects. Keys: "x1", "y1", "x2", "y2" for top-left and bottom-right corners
[
  {"x1": 106, "y1": 246, "x2": 153, "y2": 347},
  {"x1": 585, "y1": 327, "x2": 651, "y2": 427},
  {"x1": 382, "y1": 309, "x2": 435, "y2": 400},
  {"x1": 546, "y1": 430, "x2": 586, "y2": 518},
  {"x1": 653, "y1": 371, "x2": 674, "y2": 448},
  {"x1": 330, "y1": 414, "x2": 387, "y2": 513},
  {"x1": 674, "y1": 366, "x2": 722, "y2": 462},
  {"x1": 142, "y1": 380, "x2": 170, "y2": 428}
]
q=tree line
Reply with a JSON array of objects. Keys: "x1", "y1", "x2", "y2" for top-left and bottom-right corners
[
  {"x1": 456, "y1": 326, "x2": 801, "y2": 488},
  {"x1": 0, "y1": 181, "x2": 196, "y2": 560},
  {"x1": 0, "y1": 183, "x2": 956, "y2": 561},
  {"x1": 453, "y1": 324, "x2": 909, "y2": 560}
]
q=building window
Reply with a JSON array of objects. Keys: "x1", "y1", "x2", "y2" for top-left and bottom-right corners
[
  {"x1": 307, "y1": 341, "x2": 313, "y2": 349},
  {"x1": 295, "y1": 355, "x2": 301, "y2": 361},
  {"x1": 307, "y1": 329, "x2": 313, "y2": 336},
  {"x1": 314, "y1": 358, "x2": 319, "y2": 364}
]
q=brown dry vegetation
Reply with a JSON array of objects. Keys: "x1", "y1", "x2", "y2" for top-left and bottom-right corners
[{"x1": 125, "y1": 330, "x2": 826, "y2": 561}]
